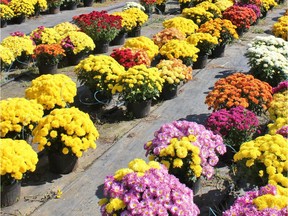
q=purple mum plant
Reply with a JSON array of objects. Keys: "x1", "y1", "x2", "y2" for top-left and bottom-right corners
[
  {"x1": 223, "y1": 184, "x2": 288, "y2": 216},
  {"x1": 144, "y1": 120, "x2": 226, "y2": 186},
  {"x1": 272, "y1": 80, "x2": 288, "y2": 94},
  {"x1": 99, "y1": 158, "x2": 200, "y2": 216},
  {"x1": 205, "y1": 106, "x2": 259, "y2": 152}
]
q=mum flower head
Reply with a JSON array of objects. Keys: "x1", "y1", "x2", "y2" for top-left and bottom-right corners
[
  {"x1": 144, "y1": 120, "x2": 226, "y2": 181},
  {"x1": 205, "y1": 72, "x2": 273, "y2": 115},
  {"x1": 25, "y1": 74, "x2": 77, "y2": 111},
  {"x1": 223, "y1": 184, "x2": 288, "y2": 216},
  {"x1": 99, "y1": 158, "x2": 200, "y2": 215}
]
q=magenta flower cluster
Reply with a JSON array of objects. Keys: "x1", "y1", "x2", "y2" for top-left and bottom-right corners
[
  {"x1": 277, "y1": 125, "x2": 288, "y2": 138},
  {"x1": 223, "y1": 184, "x2": 288, "y2": 216},
  {"x1": 272, "y1": 80, "x2": 288, "y2": 94},
  {"x1": 101, "y1": 165, "x2": 200, "y2": 215},
  {"x1": 205, "y1": 106, "x2": 259, "y2": 149},
  {"x1": 144, "y1": 120, "x2": 226, "y2": 179},
  {"x1": 10, "y1": 31, "x2": 25, "y2": 37},
  {"x1": 61, "y1": 36, "x2": 75, "y2": 52}
]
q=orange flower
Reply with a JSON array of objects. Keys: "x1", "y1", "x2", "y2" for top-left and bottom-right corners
[
  {"x1": 33, "y1": 44, "x2": 65, "y2": 66},
  {"x1": 205, "y1": 72, "x2": 272, "y2": 115}
]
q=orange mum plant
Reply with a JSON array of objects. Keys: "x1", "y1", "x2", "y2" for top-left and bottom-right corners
[
  {"x1": 205, "y1": 73, "x2": 273, "y2": 115},
  {"x1": 33, "y1": 44, "x2": 65, "y2": 66}
]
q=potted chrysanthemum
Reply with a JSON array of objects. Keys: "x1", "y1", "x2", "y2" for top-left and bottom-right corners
[
  {"x1": 8, "y1": 0, "x2": 34, "y2": 24},
  {"x1": 112, "y1": 65, "x2": 164, "y2": 118},
  {"x1": 99, "y1": 158, "x2": 200, "y2": 215},
  {"x1": 73, "y1": 10, "x2": 122, "y2": 53},
  {"x1": 110, "y1": 47, "x2": 151, "y2": 70},
  {"x1": 144, "y1": 120, "x2": 226, "y2": 190},
  {"x1": 272, "y1": 15, "x2": 288, "y2": 41},
  {"x1": 53, "y1": 22, "x2": 80, "y2": 36},
  {"x1": 0, "y1": 45, "x2": 15, "y2": 70},
  {"x1": 205, "y1": 72, "x2": 273, "y2": 115},
  {"x1": 186, "y1": 32, "x2": 218, "y2": 69},
  {"x1": 32, "y1": 107, "x2": 99, "y2": 174},
  {"x1": 156, "y1": 59, "x2": 192, "y2": 100},
  {"x1": 233, "y1": 134, "x2": 288, "y2": 190},
  {"x1": 205, "y1": 106, "x2": 260, "y2": 163},
  {"x1": 60, "y1": 31, "x2": 95, "y2": 66},
  {"x1": 0, "y1": 97, "x2": 44, "y2": 140},
  {"x1": 198, "y1": 18, "x2": 239, "y2": 58},
  {"x1": 1, "y1": 139, "x2": 38, "y2": 207},
  {"x1": 0, "y1": 4, "x2": 14, "y2": 28},
  {"x1": 74, "y1": 55, "x2": 125, "y2": 103},
  {"x1": 30, "y1": 26, "x2": 61, "y2": 45},
  {"x1": 25, "y1": 74, "x2": 77, "y2": 113},
  {"x1": 32, "y1": 44, "x2": 66, "y2": 74},
  {"x1": 122, "y1": 7, "x2": 148, "y2": 37},
  {"x1": 163, "y1": 17, "x2": 198, "y2": 36},
  {"x1": 159, "y1": 39, "x2": 199, "y2": 67},
  {"x1": 182, "y1": 7, "x2": 214, "y2": 27},
  {"x1": 123, "y1": 36, "x2": 159, "y2": 60},
  {"x1": 0, "y1": 33, "x2": 35, "y2": 69},
  {"x1": 244, "y1": 35, "x2": 288, "y2": 87},
  {"x1": 223, "y1": 184, "x2": 288, "y2": 215},
  {"x1": 268, "y1": 88, "x2": 288, "y2": 121}
]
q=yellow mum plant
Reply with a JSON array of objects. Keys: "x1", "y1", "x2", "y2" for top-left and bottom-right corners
[
  {"x1": 32, "y1": 107, "x2": 99, "y2": 158},
  {"x1": 25, "y1": 74, "x2": 77, "y2": 111},
  {"x1": 0, "y1": 35, "x2": 35, "y2": 59},
  {"x1": 159, "y1": 39, "x2": 199, "y2": 66},
  {"x1": 197, "y1": 1, "x2": 222, "y2": 18},
  {"x1": 8, "y1": 0, "x2": 34, "y2": 17},
  {"x1": 0, "y1": 4, "x2": 14, "y2": 20},
  {"x1": 74, "y1": 55, "x2": 125, "y2": 96},
  {"x1": 1, "y1": 139, "x2": 38, "y2": 185},
  {"x1": 33, "y1": 0, "x2": 48, "y2": 12},
  {"x1": 272, "y1": 16, "x2": 288, "y2": 41},
  {"x1": 268, "y1": 90, "x2": 288, "y2": 121},
  {"x1": 152, "y1": 27, "x2": 186, "y2": 48},
  {"x1": 233, "y1": 134, "x2": 288, "y2": 188},
  {"x1": 186, "y1": 32, "x2": 218, "y2": 55},
  {"x1": 0, "y1": 45, "x2": 15, "y2": 69},
  {"x1": 112, "y1": 11, "x2": 136, "y2": 32},
  {"x1": 156, "y1": 59, "x2": 192, "y2": 90},
  {"x1": 113, "y1": 65, "x2": 164, "y2": 102},
  {"x1": 123, "y1": 36, "x2": 159, "y2": 60},
  {"x1": 30, "y1": 26, "x2": 61, "y2": 45},
  {"x1": 60, "y1": 31, "x2": 95, "y2": 55},
  {"x1": 261, "y1": 0, "x2": 277, "y2": 13},
  {"x1": 163, "y1": 17, "x2": 198, "y2": 36},
  {"x1": 54, "y1": 22, "x2": 80, "y2": 37},
  {"x1": 214, "y1": 0, "x2": 233, "y2": 12},
  {"x1": 182, "y1": 7, "x2": 214, "y2": 27},
  {"x1": 0, "y1": 98, "x2": 44, "y2": 140},
  {"x1": 122, "y1": 7, "x2": 148, "y2": 28}
]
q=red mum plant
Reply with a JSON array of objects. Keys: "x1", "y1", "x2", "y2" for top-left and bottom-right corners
[
  {"x1": 223, "y1": 5, "x2": 257, "y2": 30},
  {"x1": 72, "y1": 10, "x2": 122, "y2": 43},
  {"x1": 110, "y1": 47, "x2": 151, "y2": 70}
]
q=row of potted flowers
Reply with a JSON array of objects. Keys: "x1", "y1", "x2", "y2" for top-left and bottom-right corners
[
  {"x1": 1, "y1": 0, "x2": 286, "y2": 214},
  {"x1": 0, "y1": 0, "x2": 105, "y2": 28}
]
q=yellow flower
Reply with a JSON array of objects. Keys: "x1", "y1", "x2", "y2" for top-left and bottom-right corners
[
  {"x1": 0, "y1": 98, "x2": 44, "y2": 139},
  {"x1": 160, "y1": 39, "x2": 199, "y2": 62},
  {"x1": 25, "y1": 74, "x2": 77, "y2": 111},
  {"x1": 124, "y1": 36, "x2": 159, "y2": 60},
  {"x1": 54, "y1": 22, "x2": 80, "y2": 36},
  {"x1": 0, "y1": 139, "x2": 38, "y2": 180},
  {"x1": 173, "y1": 158, "x2": 183, "y2": 168},
  {"x1": 9, "y1": 0, "x2": 34, "y2": 17},
  {"x1": 163, "y1": 17, "x2": 198, "y2": 36},
  {"x1": 32, "y1": 107, "x2": 99, "y2": 157},
  {"x1": 74, "y1": 55, "x2": 125, "y2": 95},
  {"x1": 1, "y1": 35, "x2": 35, "y2": 58}
]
